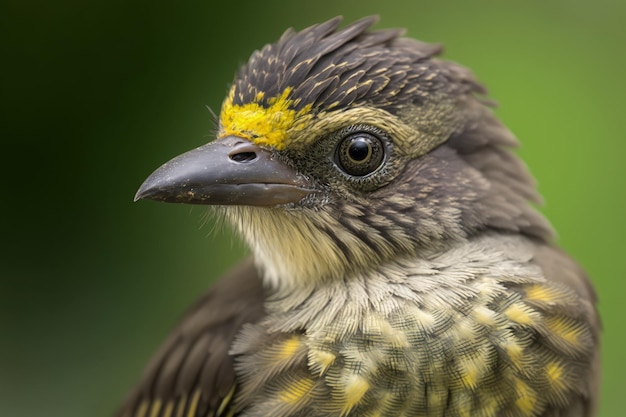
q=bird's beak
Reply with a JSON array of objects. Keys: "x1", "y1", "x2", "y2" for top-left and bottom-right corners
[{"x1": 134, "y1": 135, "x2": 313, "y2": 206}]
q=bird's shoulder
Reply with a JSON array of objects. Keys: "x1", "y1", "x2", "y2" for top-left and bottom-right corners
[
  {"x1": 115, "y1": 258, "x2": 265, "y2": 417},
  {"x1": 116, "y1": 236, "x2": 599, "y2": 417}
]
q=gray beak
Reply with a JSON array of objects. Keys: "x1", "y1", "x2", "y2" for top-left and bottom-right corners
[{"x1": 135, "y1": 136, "x2": 313, "y2": 206}]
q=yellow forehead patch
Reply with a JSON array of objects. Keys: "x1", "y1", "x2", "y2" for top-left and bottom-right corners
[{"x1": 219, "y1": 86, "x2": 313, "y2": 150}]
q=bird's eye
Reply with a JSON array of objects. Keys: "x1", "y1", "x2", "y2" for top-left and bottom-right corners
[{"x1": 336, "y1": 132, "x2": 385, "y2": 176}]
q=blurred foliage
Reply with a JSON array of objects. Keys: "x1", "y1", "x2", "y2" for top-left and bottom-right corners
[{"x1": 1, "y1": 0, "x2": 624, "y2": 416}]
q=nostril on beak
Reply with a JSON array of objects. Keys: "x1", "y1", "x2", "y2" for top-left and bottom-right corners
[
  {"x1": 229, "y1": 151, "x2": 258, "y2": 163},
  {"x1": 228, "y1": 141, "x2": 260, "y2": 163}
]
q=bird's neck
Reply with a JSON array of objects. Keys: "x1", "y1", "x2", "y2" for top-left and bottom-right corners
[
  {"x1": 260, "y1": 233, "x2": 542, "y2": 322},
  {"x1": 222, "y1": 203, "x2": 463, "y2": 290},
  {"x1": 222, "y1": 206, "x2": 381, "y2": 288}
]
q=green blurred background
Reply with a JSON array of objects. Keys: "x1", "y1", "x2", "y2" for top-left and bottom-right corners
[{"x1": 1, "y1": 0, "x2": 624, "y2": 416}]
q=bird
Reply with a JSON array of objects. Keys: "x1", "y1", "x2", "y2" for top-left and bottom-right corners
[{"x1": 121, "y1": 16, "x2": 600, "y2": 417}]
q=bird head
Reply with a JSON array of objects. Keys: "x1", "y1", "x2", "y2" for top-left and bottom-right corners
[{"x1": 135, "y1": 16, "x2": 553, "y2": 289}]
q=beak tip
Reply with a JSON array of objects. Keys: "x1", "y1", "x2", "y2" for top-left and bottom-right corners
[{"x1": 134, "y1": 180, "x2": 158, "y2": 202}]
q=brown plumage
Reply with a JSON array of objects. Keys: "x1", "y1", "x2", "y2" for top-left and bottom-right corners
[
  {"x1": 122, "y1": 16, "x2": 600, "y2": 417},
  {"x1": 231, "y1": 16, "x2": 445, "y2": 112}
]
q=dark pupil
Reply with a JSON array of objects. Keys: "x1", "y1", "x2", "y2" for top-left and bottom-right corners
[{"x1": 348, "y1": 138, "x2": 371, "y2": 162}]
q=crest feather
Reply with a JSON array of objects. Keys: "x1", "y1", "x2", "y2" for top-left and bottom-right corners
[{"x1": 231, "y1": 16, "x2": 447, "y2": 112}]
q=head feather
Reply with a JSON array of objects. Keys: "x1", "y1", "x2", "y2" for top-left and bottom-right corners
[{"x1": 231, "y1": 16, "x2": 447, "y2": 113}]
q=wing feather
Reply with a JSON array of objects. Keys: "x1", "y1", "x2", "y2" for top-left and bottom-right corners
[
  {"x1": 116, "y1": 258, "x2": 266, "y2": 417},
  {"x1": 532, "y1": 244, "x2": 601, "y2": 417}
]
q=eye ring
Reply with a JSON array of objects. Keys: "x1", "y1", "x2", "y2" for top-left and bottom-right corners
[{"x1": 336, "y1": 131, "x2": 385, "y2": 176}]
